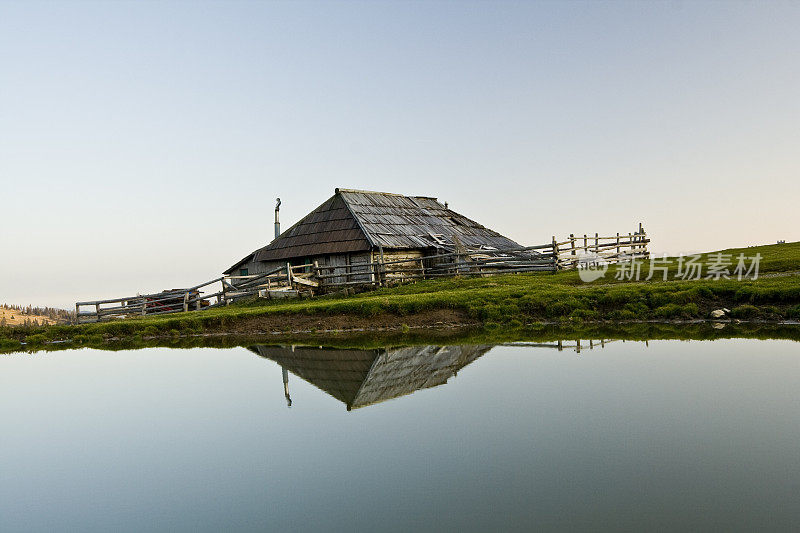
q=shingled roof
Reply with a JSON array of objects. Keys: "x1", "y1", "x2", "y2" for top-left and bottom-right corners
[
  {"x1": 250, "y1": 344, "x2": 493, "y2": 410},
  {"x1": 229, "y1": 188, "x2": 520, "y2": 268}
]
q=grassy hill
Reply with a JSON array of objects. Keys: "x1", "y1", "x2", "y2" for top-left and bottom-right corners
[{"x1": 1, "y1": 241, "x2": 799, "y2": 352}]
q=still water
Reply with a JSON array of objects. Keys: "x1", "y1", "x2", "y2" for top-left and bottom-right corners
[{"x1": 1, "y1": 339, "x2": 798, "y2": 532}]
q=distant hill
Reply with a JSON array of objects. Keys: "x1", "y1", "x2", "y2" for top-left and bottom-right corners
[{"x1": 0, "y1": 304, "x2": 71, "y2": 327}]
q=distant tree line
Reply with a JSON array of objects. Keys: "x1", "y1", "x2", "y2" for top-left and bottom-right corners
[{"x1": 1, "y1": 303, "x2": 72, "y2": 326}]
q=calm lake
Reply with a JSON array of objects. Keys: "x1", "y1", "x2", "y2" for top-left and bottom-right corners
[{"x1": 1, "y1": 338, "x2": 798, "y2": 532}]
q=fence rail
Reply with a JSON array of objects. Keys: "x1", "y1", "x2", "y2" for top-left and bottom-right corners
[{"x1": 75, "y1": 226, "x2": 648, "y2": 323}]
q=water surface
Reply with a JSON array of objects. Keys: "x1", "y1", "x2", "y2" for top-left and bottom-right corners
[{"x1": 1, "y1": 339, "x2": 798, "y2": 532}]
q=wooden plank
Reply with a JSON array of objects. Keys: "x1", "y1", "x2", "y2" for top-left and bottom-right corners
[{"x1": 292, "y1": 275, "x2": 319, "y2": 288}]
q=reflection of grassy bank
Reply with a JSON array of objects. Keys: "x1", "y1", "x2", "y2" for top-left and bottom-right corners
[
  {"x1": 1, "y1": 242, "x2": 799, "y2": 353},
  {"x1": 2, "y1": 322, "x2": 799, "y2": 356}
]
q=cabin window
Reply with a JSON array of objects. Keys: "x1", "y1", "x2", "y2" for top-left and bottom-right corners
[{"x1": 239, "y1": 268, "x2": 249, "y2": 276}]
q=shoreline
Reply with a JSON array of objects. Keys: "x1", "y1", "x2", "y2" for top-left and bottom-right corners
[
  {"x1": 4, "y1": 317, "x2": 800, "y2": 355},
  {"x1": 3, "y1": 241, "x2": 800, "y2": 353}
]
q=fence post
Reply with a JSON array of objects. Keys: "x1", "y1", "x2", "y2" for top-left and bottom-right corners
[
  {"x1": 286, "y1": 262, "x2": 293, "y2": 289},
  {"x1": 570, "y1": 234, "x2": 575, "y2": 256},
  {"x1": 377, "y1": 246, "x2": 386, "y2": 287},
  {"x1": 74, "y1": 304, "x2": 79, "y2": 325},
  {"x1": 628, "y1": 233, "x2": 633, "y2": 256},
  {"x1": 221, "y1": 279, "x2": 228, "y2": 305},
  {"x1": 642, "y1": 228, "x2": 649, "y2": 258},
  {"x1": 583, "y1": 234, "x2": 588, "y2": 253},
  {"x1": 313, "y1": 261, "x2": 323, "y2": 292},
  {"x1": 616, "y1": 232, "x2": 620, "y2": 255},
  {"x1": 552, "y1": 236, "x2": 559, "y2": 271},
  {"x1": 95, "y1": 303, "x2": 100, "y2": 322},
  {"x1": 183, "y1": 292, "x2": 189, "y2": 313}
]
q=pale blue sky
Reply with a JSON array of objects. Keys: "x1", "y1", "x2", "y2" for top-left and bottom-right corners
[{"x1": 1, "y1": 1, "x2": 798, "y2": 307}]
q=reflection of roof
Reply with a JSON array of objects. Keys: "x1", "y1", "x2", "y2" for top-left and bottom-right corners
[
  {"x1": 225, "y1": 189, "x2": 520, "y2": 271},
  {"x1": 250, "y1": 344, "x2": 493, "y2": 410}
]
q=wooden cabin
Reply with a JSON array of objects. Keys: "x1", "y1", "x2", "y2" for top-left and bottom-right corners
[{"x1": 224, "y1": 188, "x2": 521, "y2": 284}]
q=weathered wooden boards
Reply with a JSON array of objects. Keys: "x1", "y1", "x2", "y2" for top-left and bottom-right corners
[
  {"x1": 303, "y1": 230, "x2": 648, "y2": 290},
  {"x1": 76, "y1": 229, "x2": 649, "y2": 323}
]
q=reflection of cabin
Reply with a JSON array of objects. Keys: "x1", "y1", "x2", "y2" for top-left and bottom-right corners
[
  {"x1": 225, "y1": 188, "x2": 520, "y2": 284},
  {"x1": 249, "y1": 344, "x2": 494, "y2": 410}
]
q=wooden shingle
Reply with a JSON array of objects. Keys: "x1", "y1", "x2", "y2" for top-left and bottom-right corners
[{"x1": 228, "y1": 188, "x2": 521, "y2": 269}]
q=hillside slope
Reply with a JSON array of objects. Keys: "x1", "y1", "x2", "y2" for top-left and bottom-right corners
[{"x1": 1, "y1": 241, "x2": 799, "y2": 351}]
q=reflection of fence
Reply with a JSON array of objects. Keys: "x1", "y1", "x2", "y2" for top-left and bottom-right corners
[
  {"x1": 75, "y1": 227, "x2": 649, "y2": 323},
  {"x1": 504, "y1": 339, "x2": 621, "y2": 353}
]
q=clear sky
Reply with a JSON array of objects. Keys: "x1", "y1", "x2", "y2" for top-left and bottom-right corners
[{"x1": 1, "y1": 0, "x2": 798, "y2": 308}]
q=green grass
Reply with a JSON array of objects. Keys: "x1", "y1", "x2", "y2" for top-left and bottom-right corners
[
  {"x1": 1, "y1": 241, "x2": 799, "y2": 352},
  {"x1": 2, "y1": 322, "x2": 800, "y2": 356}
]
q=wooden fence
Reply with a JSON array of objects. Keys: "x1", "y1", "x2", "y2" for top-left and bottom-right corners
[
  {"x1": 309, "y1": 229, "x2": 649, "y2": 291},
  {"x1": 75, "y1": 228, "x2": 648, "y2": 323},
  {"x1": 74, "y1": 263, "x2": 313, "y2": 324},
  {"x1": 553, "y1": 230, "x2": 650, "y2": 269}
]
